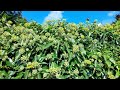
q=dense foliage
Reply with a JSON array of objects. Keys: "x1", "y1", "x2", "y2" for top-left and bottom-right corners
[{"x1": 0, "y1": 15, "x2": 120, "y2": 79}]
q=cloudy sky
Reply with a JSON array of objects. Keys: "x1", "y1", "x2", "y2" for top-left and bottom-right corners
[{"x1": 22, "y1": 11, "x2": 120, "y2": 24}]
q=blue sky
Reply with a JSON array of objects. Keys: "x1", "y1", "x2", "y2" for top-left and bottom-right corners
[{"x1": 22, "y1": 11, "x2": 120, "y2": 25}]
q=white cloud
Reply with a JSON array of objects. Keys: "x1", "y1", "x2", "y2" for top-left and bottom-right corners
[
  {"x1": 98, "y1": 23, "x2": 102, "y2": 26},
  {"x1": 44, "y1": 11, "x2": 64, "y2": 22},
  {"x1": 108, "y1": 11, "x2": 120, "y2": 17}
]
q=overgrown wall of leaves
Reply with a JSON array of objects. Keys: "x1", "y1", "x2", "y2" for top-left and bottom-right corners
[{"x1": 0, "y1": 15, "x2": 120, "y2": 79}]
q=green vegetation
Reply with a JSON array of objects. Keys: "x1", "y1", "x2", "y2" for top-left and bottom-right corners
[{"x1": 0, "y1": 13, "x2": 120, "y2": 79}]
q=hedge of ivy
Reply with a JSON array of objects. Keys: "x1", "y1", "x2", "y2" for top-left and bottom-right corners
[{"x1": 0, "y1": 15, "x2": 120, "y2": 79}]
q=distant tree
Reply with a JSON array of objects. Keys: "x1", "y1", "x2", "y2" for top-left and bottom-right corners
[
  {"x1": 0, "y1": 11, "x2": 27, "y2": 24},
  {"x1": 0, "y1": 11, "x2": 22, "y2": 19},
  {"x1": 115, "y1": 14, "x2": 120, "y2": 21},
  {"x1": 112, "y1": 13, "x2": 120, "y2": 24}
]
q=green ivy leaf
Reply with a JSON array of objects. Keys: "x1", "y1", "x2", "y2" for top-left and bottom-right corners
[
  {"x1": 14, "y1": 72, "x2": 23, "y2": 79},
  {"x1": 106, "y1": 60, "x2": 111, "y2": 68},
  {"x1": 24, "y1": 70, "x2": 29, "y2": 79},
  {"x1": 83, "y1": 70, "x2": 89, "y2": 79},
  {"x1": 109, "y1": 58, "x2": 115, "y2": 64},
  {"x1": 42, "y1": 42, "x2": 55, "y2": 50},
  {"x1": 6, "y1": 60, "x2": 13, "y2": 67},
  {"x1": 15, "y1": 51, "x2": 21, "y2": 61},
  {"x1": 80, "y1": 48, "x2": 86, "y2": 55},
  {"x1": 19, "y1": 65, "x2": 24, "y2": 71}
]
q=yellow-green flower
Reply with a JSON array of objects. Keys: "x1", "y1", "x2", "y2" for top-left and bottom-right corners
[
  {"x1": 108, "y1": 74, "x2": 115, "y2": 79},
  {"x1": 26, "y1": 62, "x2": 33, "y2": 69},
  {"x1": 49, "y1": 67, "x2": 60, "y2": 74},
  {"x1": 46, "y1": 53, "x2": 53, "y2": 60},
  {"x1": 45, "y1": 32, "x2": 50, "y2": 37},
  {"x1": 79, "y1": 43, "x2": 84, "y2": 48},
  {"x1": 41, "y1": 35, "x2": 47, "y2": 40},
  {"x1": 75, "y1": 32, "x2": 79, "y2": 36},
  {"x1": 48, "y1": 37, "x2": 55, "y2": 42},
  {"x1": 28, "y1": 29, "x2": 34, "y2": 33},
  {"x1": 114, "y1": 26, "x2": 118, "y2": 29},
  {"x1": 73, "y1": 69, "x2": 79, "y2": 75},
  {"x1": 83, "y1": 27, "x2": 89, "y2": 31},
  {"x1": 64, "y1": 60, "x2": 69, "y2": 67},
  {"x1": 26, "y1": 61, "x2": 39, "y2": 69},
  {"x1": 93, "y1": 39, "x2": 98, "y2": 43},
  {"x1": 7, "y1": 20, "x2": 13, "y2": 25},
  {"x1": 36, "y1": 47, "x2": 40, "y2": 51},
  {"x1": 84, "y1": 60, "x2": 91, "y2": 65},
  {"x1": 34, "y1": 35, "x2": 40, "y2": 41},
  {"x1": 32, "y1": 69, "x2": 37, "y2": 75},
  {"x1": 2, "y1": 55, "x2": 8, "y2": 61},
  {"x1": 49, "y1": 68, "x2": 57, "y2": 73},
  {"x1": 113, "y1": 32, "x2": 118, "y2": 35},
  {"x1": 21, "y1": 55, "x2": 28, "y2": 61},
  {"x1": 11, "y1": 34, "x2": 18, "y2": 41},
  {"x1": 90, "y1": 58, "x2": 94, "y2": 62},
  {"x1": 24, "y1": 23, "x2": 31, "y2": 27},
  {"x1": 20, "y1": 34, "x2": 27, "y2": 40},
  {"x1": 12, "y1": 44, "x2": 18, "y2": 50},
  {"x1": 28, "y1": 34, "x2": 33, "y2": 39},
  {"x1": 29, "y1": 40, "x2": 34, "y2": 44},
  {"x1": 19, "y1": 48, "x2": 25, "y2": 54},
  {"x1": 15, "y1": 26, "x2": 25, "y2": 33},
  {"x1": 92, "y1": 55, "x2": 97, "y2": 59},
  {"x1": 0, "y1": 28, "x2": 4, "y2": 34},
  {"x1": 32, "y1": 61, "x2": 39, "y2": 67},
  {"x1": 98, "y1": 59, "x2": 102, "y2": 63},
  {"x1": 67, "y1": 33, "x2": 72, "y2": 37},
  {"x1": 72, "y1": 44, "x2": 79, "y2": 53},
  {"x1": 108, "y1": 71, "x2": 115, "y2": 79},
  {"x1": 109, "y1": 25, "x2": 113, "y2": 30},
  {"x1": 3, "y1": 31, "x2": 11, "y2": 36},
  {"x1": 97, "y1": 52, "x2": 102, "y2": 57},
  {"x1": 58, "y1": 27, "x2": 64, "y2": 33},
  {"x1": 2, "y1": 17, "x2": 6, "y2": 22},
  {"x1": 70, "y1": 23, "x2": 77, "y2": 30},
  {"x1": 55, "y1": 73, "x2": 60, "y2": 78},
  {"x1": 62, "y1": 52, "x2": 68, "y2": 58}
]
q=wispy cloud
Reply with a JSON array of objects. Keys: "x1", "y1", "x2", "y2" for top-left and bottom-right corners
[
  {"x1": 44, "y1": 11, "x2": 64, "y2": 22},
  {"x1": 108, "y1": 11, "x2": 120, "y2": 17},
  {"x1": 98, "y1": 23, "x2": 102, "y2": 26}
]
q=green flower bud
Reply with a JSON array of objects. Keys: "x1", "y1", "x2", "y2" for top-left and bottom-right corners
[
  {"x1": 73, "y1": 69, "x2": 79, "y2": 75},
  {"x1": 7, "y1": 20, "x2": 13, "y2": 25},
  {"x1": 80, "y1": 34, "x2": 85, "y2": 39}
]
